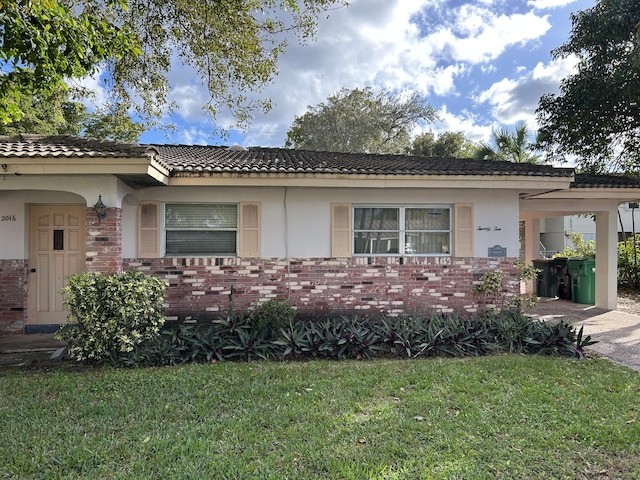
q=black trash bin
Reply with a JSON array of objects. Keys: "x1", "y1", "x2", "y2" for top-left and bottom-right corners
[
  {"x1": 533, "y1": 259, "x2": 557, "y2": 298},
  {"x1": 553, "y1": 257, "x2": 571, "y2": 300}
]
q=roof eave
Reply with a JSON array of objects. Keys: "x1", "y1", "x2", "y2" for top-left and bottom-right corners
[
  {"x1": 1, "y1": 155, "x2": 170, "y2": 188},
  {"x1": 167, "y1": 172, "x2": 574, "y2": 189}
]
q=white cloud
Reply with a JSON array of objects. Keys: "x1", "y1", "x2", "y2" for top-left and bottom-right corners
[
  {"x1": 237, "y1": 0, "x2": 554, "y2": 146},
  {"x1": 431, "y1": 105, "x2": 493, "y2": 143},
  {"x1": 175, "y1": 127, "x2": 211, "y2": 146},
  {"x1": 137, "y1": 0, "x2": 587, "y2": 148},
  {"x1": 475, "y1": 55, "x2": 579, "y2": 127},
  {"x1": 528, "y1": 0, "x2": 578, "y2": 9},
  {"x1": 413, "y1": 4, "x2": 551, "y2": 64}
]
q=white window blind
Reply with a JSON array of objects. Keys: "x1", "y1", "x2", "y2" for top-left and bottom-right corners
[{"x1": 165, "y1": 204, "x2": 238, "y2": 256}]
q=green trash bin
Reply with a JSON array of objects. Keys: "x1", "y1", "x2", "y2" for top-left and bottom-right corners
[
  {"x1": 567, "y1": 258, "x2": 596, "y2": 305},
  {"x1": 533, "y1": 259, "x2": 556, "y2": 297}
]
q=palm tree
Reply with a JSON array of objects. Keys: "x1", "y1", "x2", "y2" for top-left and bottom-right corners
[{"x1": 474, "y1": 122, "x2": 541, "y2": 163}]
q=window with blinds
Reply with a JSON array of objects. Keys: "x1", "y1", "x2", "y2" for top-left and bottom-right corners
[{"x1": 165, "y1": 204, "x2": 238, "y2": 256}]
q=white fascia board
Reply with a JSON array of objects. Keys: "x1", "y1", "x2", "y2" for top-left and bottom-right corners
[
  {"x1": 147, "y1": 159, "x2": 170, "y2": 185},
  {"x1": 524, "y1": 187, "x2": 640, "y2": 201},
  {"x1": 3, "y1": 156, "x2": 151, "y2": 175},
  {"x1": 168, "y1": 173, "x2": 573, "y2": 190}
]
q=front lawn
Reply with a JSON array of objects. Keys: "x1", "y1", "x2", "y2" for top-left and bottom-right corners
[{"x1": 1, "y1": 356, "x2": 639, "y2": 479}]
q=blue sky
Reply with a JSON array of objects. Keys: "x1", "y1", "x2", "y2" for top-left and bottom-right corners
[{"x1": 126, "y1": 0, "x2": 595, "y2": 147}]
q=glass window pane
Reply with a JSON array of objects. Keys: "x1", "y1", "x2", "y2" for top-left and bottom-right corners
[
  {"x1": 406, "y1": 232, "x2": 450, "y2": 254},
  {"x1": 353, "y1": 208, "x2": 398, "y2": 231},
  {"x1": 405, "y1": 208, "x2": 450, "y2": 230},
  {"x1": 354, "y1": 232, "x2": 399, "y2": 254},
  {"x1": 166, "y1": 231, "x2": 236, "y2": 255},
  {"x1": 166, "y1": 204, "x2": 237, "y2": 229}
]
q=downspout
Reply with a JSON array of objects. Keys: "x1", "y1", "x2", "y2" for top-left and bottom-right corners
[{"x1": 283, "y1": 186, "x2": 291, "y2": 300}]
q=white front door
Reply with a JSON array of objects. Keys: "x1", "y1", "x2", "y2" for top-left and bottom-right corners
[{"x1": 28, "y1": 205, "x2": 86, "y2": 325}]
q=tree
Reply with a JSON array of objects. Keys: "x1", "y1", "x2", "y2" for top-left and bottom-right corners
[
  {"x1": 0, "y1": 0, "x2": 140, "y2": 124},
  {"x1": 536, "y1": 0, "x2": 640, "y2": 173},
  {"x1": 0, "y1": 85, "x2": 145, "y2": 142},
  {"x1": 411, "y1": 131, "x2": 477, "y2": 158},
  {"x1": 82, "y1": 103, "x2": 145, "y2": 143},
  {"x1": 0, "y1": 0, "x2": 347, "y2": 131},
  {"x1": 285, "y1": 87, "x2": 437, "y2": 154},
  {"x1": 473, "y1": 122, "x2": 541, "y2": 163}
]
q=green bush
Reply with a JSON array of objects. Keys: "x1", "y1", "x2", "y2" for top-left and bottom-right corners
[
  {"x1": 473, "y1": 259, "x2": 539, "y2": 312},
  {"x1": 55, "y1": 271, "x2": 167, "y2": 363},
  {"x1": 554, "y1": 232, "x2": 596, "y2": 259},
  {"x1": 618, "y1": 234, "x2": 640, "y2": 291},
  {"x1": 250, "y1": 298, "x2": 296, "y2": 340}
]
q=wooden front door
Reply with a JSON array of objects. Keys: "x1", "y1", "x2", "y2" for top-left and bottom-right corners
[{"x1": 28, "y1": 205, "x2": 86, "y2": 325}]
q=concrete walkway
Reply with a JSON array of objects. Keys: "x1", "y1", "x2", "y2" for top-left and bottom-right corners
[
  {"x1": 1, "y1": 299, "x2": 639, "y2": 370},
  {"x1": 0, "y1": 333, "x2": 67, "y2": 369},
  {"x1": 527, "y1": 297, "x2": 640, "y2": 371}
]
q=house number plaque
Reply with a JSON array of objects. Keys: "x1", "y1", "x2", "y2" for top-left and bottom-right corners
[{"x1": 1, "y1": 214, "x2": 17, "y2": 222}]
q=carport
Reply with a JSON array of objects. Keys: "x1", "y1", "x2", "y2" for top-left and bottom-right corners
[{"x1": 520, "y1": 174, "x2": 640, "y2": 310}]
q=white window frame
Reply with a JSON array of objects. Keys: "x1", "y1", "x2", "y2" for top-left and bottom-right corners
[
  {"x1": 352, "y1": 205, "x2": 452, "y2": 256},
  {"x1": 162, "y1": 203, "x2": 239, "y2": 257}
]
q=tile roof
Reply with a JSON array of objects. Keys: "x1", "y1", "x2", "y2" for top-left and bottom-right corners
[
  {"x1": 10, "y1": 135, "x2": 640, "y2": 184},
  {"x1": 152, "y1": 145, "x2": 575, "y2": 178},
  {"x1": 573, "y1": 174, "x2": 640, "y2": 188},
  {"x1": 0, "y1": 134, "x2": 151, "y2": 158}
]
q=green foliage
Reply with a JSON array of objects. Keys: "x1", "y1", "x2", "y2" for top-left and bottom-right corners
[
  {"x1": 0, "y1": 84, "x2": 144, "y2": 141},
  {"x1": 473, "y1": 259, "x2": 540, "y2": 312},
  {"x1": 474, "y1": 121, "x2": 542, "y2": 163},
  {"x1": 113, "y1": 310, "x2": 594, "y2": 367},
  {"x1": 0, "y1": 83, "x2": 83, "y2": 136},
  {"x1": 553, "y1": 232, "x2": 596, "y2": 259},
  {"x1": 250, "y1": 298, "x2": 296, "y2": 340},
  {"x1": 0, "y1": 0, "x2": 141, "y2": 124},
  {"x1": 536, "y1": 0, "x2": 640, "y2": 173},
  {"x1": 411, "y1": 131, "x2": 478, "y2": 157},
  {"x1": 285, "y1": 87, "x2": 437, "y2": 154},
  {"x1": 55, "y1": 271, "x2": 167, "y2": 363},
  {"x1": 80, "y1": 102, "x2": 145, "y2": 142},
  {"x1": 515, "y1": 258, "x2": 542, "y2": 282},
  {"x1": 618, "y1": 234, "x2": 640, "y2": 290},
  {"x1": 1, "y1": 0, "x2": 347, "y2": 131}
]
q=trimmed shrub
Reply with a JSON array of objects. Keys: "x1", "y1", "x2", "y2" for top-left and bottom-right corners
[{"x1": 55, "y1": 271, "x2": 167, "y2": 363}]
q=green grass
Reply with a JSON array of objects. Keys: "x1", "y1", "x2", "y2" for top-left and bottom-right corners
[{"x1": 1, "y1": 355, "x2": 639, "y2": 479}]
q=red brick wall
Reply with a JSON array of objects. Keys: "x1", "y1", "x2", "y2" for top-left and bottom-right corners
[
  {"x1": 86, "y1": 207, "x2": 123, "y2": 273},
  {"x1": 122, "y1": 256, "x2": 519, "y2": 321},
  {"x1": 0, "y1": 259, "x2": 27, "y2": 333}
]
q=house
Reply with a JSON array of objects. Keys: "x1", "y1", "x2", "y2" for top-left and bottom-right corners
[{"x1": 2, "y1": 134, "x2": 640, "y2": 333}]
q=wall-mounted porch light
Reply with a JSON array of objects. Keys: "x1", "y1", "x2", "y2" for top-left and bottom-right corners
[{"x1": 93, "y1": 195, "x2": 107, "y2": 223}]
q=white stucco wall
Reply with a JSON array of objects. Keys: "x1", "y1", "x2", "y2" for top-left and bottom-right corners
[
  {"x1": 132, "y1": 186, "x2": 521, "y2": 259},
  {"x1": 1, "y1": 177, "x2": 522, "y2": 260},
  {"x1": 0, "y1": 190, "x2": 86, "y2": 259}
]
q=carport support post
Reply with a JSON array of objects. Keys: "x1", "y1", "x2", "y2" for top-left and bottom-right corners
[
  {"x1": 522, "y1": 215, "x2": 541, "y2": 295},
  {"x1": 595, "y1": 209, "x2": 618, "y2": 309}
]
